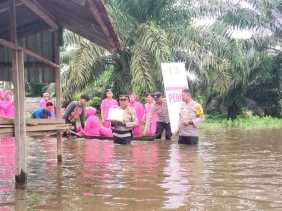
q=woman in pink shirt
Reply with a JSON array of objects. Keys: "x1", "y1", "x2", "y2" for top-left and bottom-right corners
[
  {"x1": 0, "y1": 89, "x2": 5, "y2": 117},
  {"x1": 100, "y1": 89, "x2": 118, "y2": 128},
  {"x1": 79, "y1": 107, "x2": 112, "y2": 137},
  {"x1": 129, "y1": 93, "x2": 145, "y2": 137},
  {"x1": 79, "y1": 107, "x2": 100, "y2": 136},
  {"x1": 143, "y1": 94, "x2": 158, "y2": 136},
  {"x1": 0, "y1": 90, "x2": 15, "y2": 118},
  {"x1": 39, "y1": 92, "x2": 50, "y2": 108}
]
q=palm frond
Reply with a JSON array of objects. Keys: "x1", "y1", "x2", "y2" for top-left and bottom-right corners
[
  {"x1": 170, "y1": 24, "x2": 232, "y2": 93},
  {"x1": 77, "y1": 67, "x2": 114, "y2": 98},
  {"x1": 129, "y1": 21, "x2": 171, "y2": 95},
  {"x1": 135, "y1": 21, "x2": 171, "y2": 61},
  {"x1": 131, "y1": 47, "x2": 156, "y2": 96},
  {"x1": 63, "y1": 30, "x2": 84, "y2": 47},
  {"x1": 62, "y1": 31, "x2": 109, "y2": 100},
  {"x1": 106, "y1": 1, "x2": 138, "y2": 46}
]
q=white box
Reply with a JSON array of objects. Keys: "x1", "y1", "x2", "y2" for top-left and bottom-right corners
[{"x1": 107, "y1": 108, "x2": 125, "y2": 122}]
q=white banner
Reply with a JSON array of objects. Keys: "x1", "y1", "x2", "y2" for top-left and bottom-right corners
[{"x1": 161, "y1": 63, "x2": 188, "y2": 133}]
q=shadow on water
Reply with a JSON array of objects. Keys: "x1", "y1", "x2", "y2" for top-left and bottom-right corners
[{"x1": 1, "y1": 128, "x2": 282, "y2": 210}]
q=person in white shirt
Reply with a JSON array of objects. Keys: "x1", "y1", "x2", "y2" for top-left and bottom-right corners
[
  {"x1": 110, "y1": 94, "x2": 137, "y2": 144},
  {"x1": 177, "y1": 89, "x2": 204, "y2": 145}
]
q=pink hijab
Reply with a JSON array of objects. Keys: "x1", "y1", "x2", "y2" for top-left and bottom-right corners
[
  {"x1": 86, "y1": 107, "x2": 97, "y2": 117},
  {"x1": 82, "y1": 107, "x2": 100, "y2": 136},
  {"x1": 0, "y1": 90, "x2": 15, "y2": 118},
  {"x1": 78, "y1": 107, "x2": 113, "y2": 137}
]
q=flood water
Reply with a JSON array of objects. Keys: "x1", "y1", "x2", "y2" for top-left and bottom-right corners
[{"x1": 1, "y1": 128, "x2": 282, "y2": 211}]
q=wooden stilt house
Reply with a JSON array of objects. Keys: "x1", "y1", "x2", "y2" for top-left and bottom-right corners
[{"x1": 0, "y1": 0, "x2": 120, "y2": 188}]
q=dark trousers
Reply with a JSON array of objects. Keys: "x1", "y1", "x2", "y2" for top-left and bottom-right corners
[
  {"x1": 113, "y1": 137, "x2": 131, "y2": 145},
  {"x1": 178, "y1": 136, "x2": 199, "y2": 145},
  {"x1": 156, "y1": 122, "x2": 172, "y2": 140},
  {"x1": 65, "y1": 119, "x2": 77, "y2": 131},
  {"x1": 112, "y1": 129, "x2": 132, "y2": 145}
]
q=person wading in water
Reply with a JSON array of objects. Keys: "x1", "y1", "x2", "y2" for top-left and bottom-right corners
[
  {"x1": 152, "y1": 92, "x2": 172, "y2": 140},
  {"x1": 110, "y1": 95, "x2": 137, "y2": 145},
  {"x1": 176, "y1": 89, "x2": 204, "y2": 145},
  {"x1": 63, "y1": 95, "x2": 90, "y2": 132},
  {"x1": 100, "y1": 89, "x2": 118, "y2": 128}
]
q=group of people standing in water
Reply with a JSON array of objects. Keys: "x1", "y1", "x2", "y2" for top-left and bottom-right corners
[
  {"x1": 100, "y1": 90, "x2": 157, "y2": 137},
  {"x1": 62, "y1": 89, "x2": 205, "y2": 145},
  {"x1": 0, "y1": 87, "x2": 205, "y2": 145},
  {"x1": 62, "y1": 89, "x2": 160, "y2": 144}
]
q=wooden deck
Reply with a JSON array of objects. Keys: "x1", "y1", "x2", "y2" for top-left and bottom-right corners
[{"x1": 0, "y1": 118, "x2": 70, "y2": 137}]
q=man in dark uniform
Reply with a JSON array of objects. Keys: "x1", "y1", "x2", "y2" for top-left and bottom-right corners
[{"x1": 152, "y1": 92, "x2": 172, "y2": 140}]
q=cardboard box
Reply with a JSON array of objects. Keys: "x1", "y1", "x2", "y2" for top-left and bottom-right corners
[{"x1": 108, "y1": 108, "x2": 125, "y2": 122}]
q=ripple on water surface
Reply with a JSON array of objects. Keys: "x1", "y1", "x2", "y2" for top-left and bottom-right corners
[{"x1": 1, "y1": 128, "x2": 282, "y2": 210}]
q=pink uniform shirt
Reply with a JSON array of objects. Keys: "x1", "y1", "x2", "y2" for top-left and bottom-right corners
[
  {"x1": 80, "y1": 107, "x2": 113, "y2": 137},
  {"x1": 100, "y1": 98, "x2": 118, "y2": 128},
  {"x1": 80, "y1": 107, "x2": 100, "y2": 136},
  {"x1": 0, "y1": 91, "x2": 15, "y2": 118},
  {"x1": 144, "y1": 102, "x2": 158, "y2": 136},
  {"x1": 130, "y1": 101, "x2": 145, "y2": 137},
  {"x1": 39, "y1": 98, "x2": 48, "y2": 108}
]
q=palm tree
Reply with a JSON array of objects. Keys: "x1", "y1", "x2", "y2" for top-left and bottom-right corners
[
  {"x1": 195, "y1": 0, "x2": 282, "y2": 117},
  {"x1": 62, "y1": 0, "x2": 281, "y2": 118},
  {"x1": 62, "y1": 0, "x2": 230, "y2": 100}
]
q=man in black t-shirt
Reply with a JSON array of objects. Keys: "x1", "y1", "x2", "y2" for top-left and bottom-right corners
[{"x1": 63, "y1": 95, "x2": 90, "y2": 131}]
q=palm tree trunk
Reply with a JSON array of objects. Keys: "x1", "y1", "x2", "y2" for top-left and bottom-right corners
[
  {"x1": 227, "y1": 102, "x2": 240, "y2": 120},
  {"x1": 113, "y1": 51, "x2": 132, "y2": 94}
]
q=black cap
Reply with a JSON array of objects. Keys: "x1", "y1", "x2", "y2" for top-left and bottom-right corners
[
  {"x1": 80, "y1": 94, "x2": 90, "y2": 102},
  {"x1": 153, "y1": 91, "x2": 162, "y2": 99}
]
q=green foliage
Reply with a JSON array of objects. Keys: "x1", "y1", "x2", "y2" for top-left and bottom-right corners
[
  {"x1": 60, "y1": 0, "x2": 281, "y2": 120},
  {"x1": 25, "y1": 82, "x2": 47, "y2": 97},
  {"x1": 278, "y1": 99, "x2": 282, "y2": 117},
  {"x1": 88, "y1": 96, "x2": 102, "y2": 113},
  {"x1": 195, "y1": 95, "x2": 205, "y2": 106},
  {"x1": 130, "y1": 21, "x2": 170, "y2": 97},
  {"x1": 202, "y1": 114, "x2": 282, "y2": 130},
  {"x1": 73, "y1": 93, "x2": 80, "y2": 101},
  {"x1": 239, "y1": 107, "x2": 254, "y2": 118}
]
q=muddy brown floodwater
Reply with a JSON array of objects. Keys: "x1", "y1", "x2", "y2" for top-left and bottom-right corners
[{"x1": 0, "y1": 128, "x2": 282, "y2": 211}]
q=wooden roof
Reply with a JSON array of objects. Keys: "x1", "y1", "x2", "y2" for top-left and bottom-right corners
[{"x1": 0, "y1": 0, "x2": 120, "y2": 51}]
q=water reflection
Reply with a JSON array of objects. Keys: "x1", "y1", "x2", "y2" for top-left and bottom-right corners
[
  {"x1": 160, "y1": 143, "x2": 189, "y2": 209},
  {"x1": 0, "y1": 137, "x2": 15, "y2": 207},
  {"x1": 0, "y1": 128, "x2": 282, "y2": 210},
  {"x1": 82, "y1": 140, "x2": 113, "y2": 178}
]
